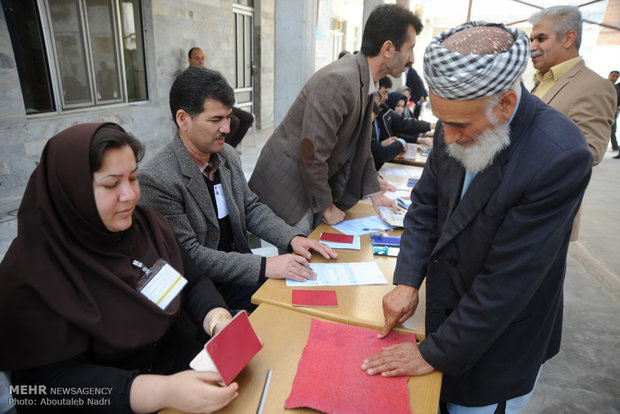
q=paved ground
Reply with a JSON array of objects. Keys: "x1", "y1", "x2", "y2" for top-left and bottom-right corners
[
  {"x1": 0, "y1": 130, "x2": 618, "y2": 413},
  {"x1": 523, "y1": 150, "x2": 620, "y2": 413}
]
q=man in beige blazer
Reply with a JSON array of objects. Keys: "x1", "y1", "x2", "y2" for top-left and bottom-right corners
[
  {"x1": 529, "y1": 5, "x2": 617, "y2": 240},
  {"x1": 249, "y1": 5, "x2": 423, "y2": 235}
]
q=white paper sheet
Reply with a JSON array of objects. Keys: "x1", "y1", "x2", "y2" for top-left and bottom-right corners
[
  {"x1": 330, "y1": 215, "x2": 392, "y2": 235},
  {"x1": 384, "y1": 189, "x2": 412, "y2": 200},
  {"x1": 286, "y1": 262, "x2": 388, "y2": 287},
  {"x1": 382, "y1": 168, "x2": 423, "y2": 179}
]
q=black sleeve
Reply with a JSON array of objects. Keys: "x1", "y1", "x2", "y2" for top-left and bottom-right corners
[
  {"x1": 178, "y1": 239, "x2": 228, "y2": 326},
  {"x1": 398, "y1": 133, "x2": 420, "y2": 144},
  {"x1": 371, "y1": 137, "x2": 405, "y2": 169},
  {"x1": 225, "y1": 107, "x2": 254, "y2": 148},
  {"x1": 390, "y1": 111, "x2": 431, "y2": 135},
  {"x1": 407, "y1": 68, "x2": 428, "y2": 100},
  {"x1": 11, "y1": 353, "x2": 138, "y2": 414}
]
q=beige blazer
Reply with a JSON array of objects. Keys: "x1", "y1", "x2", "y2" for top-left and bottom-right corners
[{"x1": 540, "y1": 59, "x2": 617, "y2": 239}]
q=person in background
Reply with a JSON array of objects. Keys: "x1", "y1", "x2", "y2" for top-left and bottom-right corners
[
  {"x1": 400, "y1": 85, "x2": 416, "y2": 118},
  {"x1": 608, "y1": 70, "x2": 620, "y2": 157},
  {"x1": 529, "y1": 6, "x2": 616, "y2": 239},
  {"x1": 386, "y1": 91, "x2": 411, "y2": 118},
  {"x1": 188, "y1": 46, "x2": 254, "y2": 148},
  {"x1": 362, "y1": 22, "x2": 592, "y2": 413},
  {"x1": 0, "y1": 123, "x2": 238, "y2": 413},
  {"x1": 249, "y1": 4, "x2": 420, "y2": 235},
  {"x1": 188, "y1": 46, "x2": 206, "y2": 68},
  {"x1": 377, "y1": 77, "x2": 433, "y2": 147},
  {"x1": 370, "y1": 101, "x2": 406, "y2": 172},
  {"x1": 405, "y1": 66, "x2": 428, "y2": 119}
]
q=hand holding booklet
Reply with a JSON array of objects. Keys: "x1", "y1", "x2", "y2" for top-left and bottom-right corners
[{"x1": 190, "y1": 311, "x2": 263, "y2": 385}]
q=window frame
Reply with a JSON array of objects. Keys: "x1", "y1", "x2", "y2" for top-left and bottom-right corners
[{"x1": 25, "y1": 0, "x2": 146, "y2": 118}]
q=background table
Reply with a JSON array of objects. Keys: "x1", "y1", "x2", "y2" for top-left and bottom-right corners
[
  {"x1": 160, "y1": 304, "x2": 442, "y2": 414},
  {"x1": 390, "y1": 144, "x2": 429, "y2": 168},
  {"x1": 379, "y1": 162, "x2": 424, "y2": 188},
  {"x1": 251, "y1": 203, "x2": 427, "y2": 339}
]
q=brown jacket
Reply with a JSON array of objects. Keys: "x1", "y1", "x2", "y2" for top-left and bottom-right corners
[{"x1": 249, "y1": 52, "x2": 381, "y2": 225}]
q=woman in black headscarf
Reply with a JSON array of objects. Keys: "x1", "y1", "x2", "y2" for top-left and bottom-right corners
[{"x1": 0, "y1": 123, "x2": 238, "y2": 413}]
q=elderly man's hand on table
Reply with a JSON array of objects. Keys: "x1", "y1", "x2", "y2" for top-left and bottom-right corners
[
  {"x1": 378, "y1": 284, "x2": 419, "y2": 338},
  {"x1": 290, "y1": 235, "x2": 338, "y2": 260},
  {"x1": 361, "y1": 342, "x2": 435, "y2": 377}
]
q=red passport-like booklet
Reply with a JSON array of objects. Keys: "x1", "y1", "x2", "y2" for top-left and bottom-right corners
[
  {"x1": 319, "y1": 232, "x2": 354, "y2": 244},
  {"x1": 292, "y1": 289, "x2": 338, "y2": 307},
  {"x1": 189, "y1": 311, "x2": 263, "y2": 385}
]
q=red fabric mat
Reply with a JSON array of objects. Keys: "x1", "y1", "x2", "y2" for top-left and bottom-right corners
[{"x1": 285, "y1": 318, "x2": 414, "y2": 413}]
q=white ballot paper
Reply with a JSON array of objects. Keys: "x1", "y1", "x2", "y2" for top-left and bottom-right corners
[
  {"x1": 330, "y1": 215, "x2": 392, "y2": 235},
  {"x1": 286, "y1": 262, "x2": 388, "y2": 287}
]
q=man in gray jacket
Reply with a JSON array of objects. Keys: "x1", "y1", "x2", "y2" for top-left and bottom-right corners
[{"x1": 139, "y1": 67, "x2": 336, "y2": 309}]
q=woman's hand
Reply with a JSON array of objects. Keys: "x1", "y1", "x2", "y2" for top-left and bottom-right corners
[
  {"x1": 163, "y1": 370, "x2": 239, "y2": 413},
  {"x1": 203, "y1": 308, "x2": 233, "y2": 337},
  {"x1": 130, "y1": 371, "x2": 238, "y2": 413}
]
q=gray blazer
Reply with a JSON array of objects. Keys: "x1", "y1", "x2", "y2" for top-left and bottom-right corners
[
  {"x1": 138, "y1": 136, "x2": 299, "y2": 285},
  {"x1": 249, "y1": 52, "x2": 381, "y2": 225}
]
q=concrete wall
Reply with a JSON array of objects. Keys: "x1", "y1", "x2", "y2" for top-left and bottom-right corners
[
  {"x1": 256, "y1": 0, "x2": 275, "y2": 129},
  {"x1": 0, "y1": 0, "x2": 274, "y2": 217},
  {"x1": 273, "y1": 0, "x2": 317, "y2": 126}
]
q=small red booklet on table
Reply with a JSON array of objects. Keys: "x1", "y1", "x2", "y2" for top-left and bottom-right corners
[
  {"x1": 189, "y1": 311, "x2": 262, "y2": 385},
  {"x1": 319, "y1": 232, "x2": 354, "y2": 244},
  {"x1": 292, "y1": 290, "x2": 338, "y2": 307},
  {"x1": 319, "y1": 232, "x2": 360, "y2": 250}
]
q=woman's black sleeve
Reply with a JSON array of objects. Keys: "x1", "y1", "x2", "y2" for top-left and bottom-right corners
[
  {"x1": 177, "y1": 238, "x2": 228, "y2": 326},
  {"x1": 11, "y1": 353, "x2": 138, "y2": 413}
]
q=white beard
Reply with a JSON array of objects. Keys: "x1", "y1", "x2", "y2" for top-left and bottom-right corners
[{"x1": 446, "y1": 121, "x2": 511, "y2": 173}]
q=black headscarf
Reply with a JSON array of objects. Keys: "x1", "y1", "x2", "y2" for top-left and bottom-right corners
[{"x1": 0, "y1": 123, "x2": 183, "y2": 370}]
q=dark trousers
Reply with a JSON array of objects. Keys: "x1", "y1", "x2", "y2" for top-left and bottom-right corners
[
  {"x1": 610, "y1": 109, "x2": 619, "y2": 151},
  {"x1": 214, "y1": 281, "x2": 259, "y2": 313}
]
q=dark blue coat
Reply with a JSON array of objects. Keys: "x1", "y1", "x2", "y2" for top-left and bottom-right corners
[{"x1": 393, "y1": 87, "x2": 593, "y2": 405}]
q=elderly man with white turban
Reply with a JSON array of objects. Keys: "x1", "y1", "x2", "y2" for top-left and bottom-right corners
[{"x1": 362, "y1": 22, "x2": 593, "y2": 413}]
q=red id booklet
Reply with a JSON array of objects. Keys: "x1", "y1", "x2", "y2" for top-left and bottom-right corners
[
  {"x1": 319, "y1": 232, "x2": 354, "y2": 244},
  {"x1": 292, "y1": 290, "x2": 338, "y2": 307},
  {"x1": 189, "y1": 311, "x2": 263, "y2": 385}
]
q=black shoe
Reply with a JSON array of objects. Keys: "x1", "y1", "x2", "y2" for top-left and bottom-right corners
[{"x1": 613, "y1": 154, "x2": 620, "y2": 159}]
